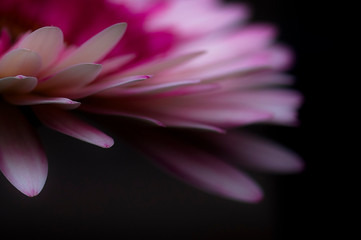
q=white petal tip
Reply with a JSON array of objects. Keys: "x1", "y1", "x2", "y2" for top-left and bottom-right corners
[
  {"x1": 102, "y1": 139, "x2": 114, "y2": 148},
  {"x1": 14, "y1": 180, "x2": 46, "y2": 197},
  {"x1": 247, "y1": 192, "x2": 264, "y2": 203},
  {"x1": 230, "y1": 187, "x2": 264, "y2": 203},
  {"x1": 289, "y1": 159, "x2": 305, "y2": 173},
  {"x1": 24, "y1": 189, "x2": 42, "y2": 197}
]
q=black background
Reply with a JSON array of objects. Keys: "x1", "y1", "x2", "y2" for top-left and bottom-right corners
[{"x1": 0, "y1": 0, "x2": 334, "y2": 239}]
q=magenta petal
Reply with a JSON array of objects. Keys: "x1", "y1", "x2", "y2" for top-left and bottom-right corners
[
  {"x1": 0, "y1": 102, "x2": 48, "y2": 197},
  {"x1": 130, "y1": 131, "x2": 263, "y2": 203},
  {"x1": 33, "y1": 106, "x2": 114, "y2": 148}
]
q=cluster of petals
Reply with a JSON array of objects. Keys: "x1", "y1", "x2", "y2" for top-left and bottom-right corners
[{"x1": 0, "y1": 0, "x2": 303, "y2": 202}]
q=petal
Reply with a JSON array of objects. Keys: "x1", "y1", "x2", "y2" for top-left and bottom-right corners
[
  {"x1": 99, "y1": 54, "x2": 135, "y2": 77},
  {"x1": 237, "y1": 45, "x2": 294, "y2": 72},
  {"x1": 80, "y1": 104, "x2": 165, "y2": 127},
  {"x1": 17, "y1": 26, "x2": 63, "y2": 70},
  {"x1": 69, "y1": 75, "x2": 148, "y2": 99},
  {"x1": 147, "y1": 1, "x2": 249, "y2": 36},
  {"x1": 226, "y1": 90, "x2": 303, "y2": 125},
  {"x1": 127, "y1": 129, "x2": 263, "y2": 203},
  {"x1": 118, "y1": 51, "x2": 205, "y2": 77},
  {"x1": 101, "y1": 79, "x2": 201, "y2": 97},
  {"x1": 33, "y1": 106, "x2": 114, "y2": 148},
  {"x1": 37, "y1": 63, "x2": 102, "y2": 92},
  {"x1": 207, "y1": 132, "x2": 304, "y2": 173},
  {"x1": 49, "y1": 23, "x2": 127, "y2": 74},
  {"x1": 161, "y1": 105, "x2": 273, "y2": 128},
  {"x1": 154, "y1": 83, "x2": 220, "y2": 98},
  {"x1": 0, "y1": 102, "x2": 48, "y2": 197},
  {"x1": 136, "y1": 98, "x2": 273, "y2": 128},
  {"x1": 3, "y1": 94, "x2": 80, "y2": 110},
  {"x1": 159, "y1": 117, "x2": 225, "y2": 133},
  {"x1": 218, "y1": 73, "x2": 294, "y2": 91},
  {"x1": 172, "y1": 24, "x2": 277, "y2": 70},
  {"x1": 0, "y1": 76, "x2": 37, "y2": 93},
  {"x1": 0, "y1": 49, "x2": 42, "y2": 77}
]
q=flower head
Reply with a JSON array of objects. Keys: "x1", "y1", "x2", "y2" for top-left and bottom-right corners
[{"x1": 0, "y1": 0, "x2": 303, "y2": 202}]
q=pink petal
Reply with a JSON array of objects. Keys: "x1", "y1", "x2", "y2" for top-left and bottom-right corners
[
  {"x1": 208, "y1": 132, "x2": 304, "y2": 173},
  {"x1": 101, "y1": 79, "x2": 201, "y2": 97},
  {"x1": 129, "y1": 130, "x2": 263, "y2": 203},
  {"x1": 0, "y1": 102, "x2": 48, "y2": 197},
  {"x1": 3, "y1": 94, "x2": 80, "y2": 110},
  {"x1": 33, "y1": 106, "x2": 114, "y2": 148},
  {"x1": 70, "y1": 75, "x2": 148, "y2": 99},
  {"x1": 120, "y1": 51, "x2": 205, "y2": 77},
  {"x1": 0, "y1": 48, "x2": 41, "y2": 77},
  {"x1": 139, "y1": 99, "x2": 273, "y2": 128},
  {"x1": 98, "y1": 54, "x2": 135, "y2": 77},
  {"x1": 0, "y1": 76, "x2": 37, "y2": 93},
  {"x1": 80, "y1": 104, "x2": 165, "y2": 127},
  {"x1": 219, "y1": 73, "x2": 294, "y2": 91},
  {"x1": 155, "y1": 83, "x2": 220, "y2": 98},
  {"x1": 172, "y1": 24, "x2": 277, "y2": 69},
  {"x1": 147, "y1": 1, "x2": 249, "y2": 36},
  {"x1": 227, "y1": 90, "x2": 303, "y2": 125},
  {"x1": 49, "y1": 23, "x2": 127, "y2": 74},
  {"x1": 162, "y1": 105, "x2": 273, "y2": 128},
  {"x1": 239, "y1": 45, "x2": 294, "y2": 71},
  {"x1": 17, "y1": 27, "x2": 64, "y2": 70},
  {"x1": 36, "y1": 63, "x2": 102, "y2": 92},
  {"x1": 159, "y1": 117, "x2": 225, "y2": 133}
]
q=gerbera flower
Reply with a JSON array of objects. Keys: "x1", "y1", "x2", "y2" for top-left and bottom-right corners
[{"x1": 0, "y1": 0, "x2": 303, "y2": 202}]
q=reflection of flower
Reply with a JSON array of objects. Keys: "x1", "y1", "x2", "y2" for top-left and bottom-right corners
[{"x1": 0, "y1": 0, "x2": 303, "y2": 201}]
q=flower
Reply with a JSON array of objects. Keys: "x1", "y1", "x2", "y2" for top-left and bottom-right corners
[
  {"x1": 0, "y1": 24, "x2": 128, "y2": 196},
  {"x1": 0, "y1": 0, "x2": 303, "y2": 202}
]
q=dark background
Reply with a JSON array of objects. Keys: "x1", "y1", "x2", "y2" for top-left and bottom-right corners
[{"x1": 0, "y1": 0, "x2": 333, "y2": 239}]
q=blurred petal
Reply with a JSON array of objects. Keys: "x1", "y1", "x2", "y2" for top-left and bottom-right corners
[
  {"x1": 129, "y1": 130, "x2": 263, "y2": 203},
  {"x1": 0, "y1": 49, "x2": 41, "y2": 77},
  {"x1": 0, "y1": 76, "x2": 37, "y2": 93},
  {"x1": 18, "y1": 26, "x2": 63, "y2": 70},
  {"x1": 159, "y1": 117, "x2": 225, "y2": 133},
  {"x1": 120, "y1": 51, "x2": 205, "y2": 76},
  {"x1": 157, "y1": 105, "x2": 273, "y2": 128},
  {"x1": 50, "y1": 23, "x2": 127, "y2": 73},
  {"x1": 207, "y1": 132, "x2": 304, "y2": 173},
  {"x1": 80, "y1": 104, "x2": 166, "y2": 127},
  {"x1": 99, "y1": 54, "x2": 135, "y2": 77},
  {"x1": 33, "y1": 106, "x2": 114, "y2": 148},
  {"x1": 4, "y1": 94, "x2": 80, "y2": 109},
  {"x1": 37, "y1": 63, "x2": 102, "y2": 91},
  {"x1": 102, "y1": 79, "x2": 201, "y2": 96},
  {"x1": 71, "y1": 75, "x2": 148, "y2": 99},
  {"x1": 0, "y1": 102, "x2": 48, "y2": 197}
]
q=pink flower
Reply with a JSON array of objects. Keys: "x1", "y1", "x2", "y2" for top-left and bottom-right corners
[{"x1": 0, "y1": 0, "x2": 303, "y2": 202}]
